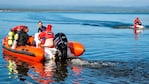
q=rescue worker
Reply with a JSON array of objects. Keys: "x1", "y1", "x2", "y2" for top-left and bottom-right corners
[
  {"x1": 39, "y1": 24, "x2": 56, "y2": 60},
  {"x1": 39, "y1": 24, "x2": 54, "y2": 48},
  {"x1": 38, "y1": 20, "x2": 46, "y2": 33},
  {"x1": 134, "y1": 17, "x2": 142, "y2": 25},
  {"x1": 17, "y1": 26, "x2": 29, "y2": 46},
  {"x1": 8, "y1": 25, "x2": 25, "y2": 48},
  {"x1": 133, "y1": 18, "x2": 144, "y2": 29},
  {"x1": 34, "y1": 21, "x2": 46, "y2": 48},
  {"x1": 11, "y1": 25, "x2": 29, "y2": 49}
]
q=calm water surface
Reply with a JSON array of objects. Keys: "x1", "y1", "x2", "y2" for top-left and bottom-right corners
[{"x1": 0, "y1": 12, "x2": 149, "y2": 84}]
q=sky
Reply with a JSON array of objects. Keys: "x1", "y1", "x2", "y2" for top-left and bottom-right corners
[{"x1": 0, "y1": 0, "x2": 148, "y2": 10}]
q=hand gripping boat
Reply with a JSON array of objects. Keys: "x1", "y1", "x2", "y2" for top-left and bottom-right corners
[{"x1": 2, "y1": 32, "x2": 85, "y2": 62}]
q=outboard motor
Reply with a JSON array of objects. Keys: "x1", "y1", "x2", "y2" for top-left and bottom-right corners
[{"x1": 54, "y1": 32, "x2": 68, "y2": 60}]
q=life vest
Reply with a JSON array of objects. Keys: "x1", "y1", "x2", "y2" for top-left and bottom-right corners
[
  {"x1": 8, "y1": 31, "x2": 15, "y2": 46},
  {"x1": 14, "y1": 33, "x2": 19, "y2": 40},
  {"x1": 45, "y1": 31, "x2": 54, "y2": 39},
  {"x1": 39, "y1": 31, "x2": 54, "y2": 47},
  {"x1": 38, "y1": 24, "x2": 54, "y2": 48},
  {"x1": 45, "y1": 32, "x2": 54, "y2": 48}
]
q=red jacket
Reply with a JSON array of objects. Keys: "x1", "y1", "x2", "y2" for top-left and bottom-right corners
[
  {"x1": 39, "y1": 24, "x2": 54, "y2": 39},
  {"x1": 134, "y1": 17, "x2": 142, "y2": 25},
  {"x1": 39, "y1": 24, "x2": 54, "y2": 45},
  {"x1": 39, "y1": 31, "x2": 54, "y2": 39}
]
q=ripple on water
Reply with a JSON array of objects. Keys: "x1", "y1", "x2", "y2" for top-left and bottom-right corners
[{"x1": 70, "y1": 58, "x2": 149, "y2": 83}]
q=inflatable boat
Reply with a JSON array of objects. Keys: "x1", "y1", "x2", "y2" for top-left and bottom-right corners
[
  {"x1": 130, "y1": 25, "x2": 144, "y2": 29},
  {"x1": 2, "y1": 32, "x2": 85, "y2": 62}
]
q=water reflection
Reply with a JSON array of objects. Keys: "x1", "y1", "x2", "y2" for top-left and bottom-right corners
[
  {"x1": 28, "y1": 60, "x2": 55, "y2": 84},
  {"x1": 71, "y1": 65, "x2": 83, "y2": 84},
  {"x1": 54, "y1": 60, "x2": 68, "y2": 82},
  {"x1": 4, "y1": 55, "x2": 30, "y2": 81},
  {"x1": 133, "y1": 28, "x2": 143, "y2": 40},
  {"x1": 3, "y1": 55, "x2": 71, "y2": 84}
]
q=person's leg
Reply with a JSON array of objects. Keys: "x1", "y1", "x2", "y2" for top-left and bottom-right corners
[{"x1": 34, "y1": 33, "x2": 41, "y2": 48}]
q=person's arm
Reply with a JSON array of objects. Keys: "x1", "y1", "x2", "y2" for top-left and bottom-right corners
[{"x1": 39, "y1": 32, "x2": 46, "y2": 39}]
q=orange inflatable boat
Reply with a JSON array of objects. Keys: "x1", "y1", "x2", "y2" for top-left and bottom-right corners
[
  {"x1": 2, "y1": 36, "x2": 45, "y2": 62},
  {"x1": 2, "y1": 34, "x2": 85, "y2": 62}
]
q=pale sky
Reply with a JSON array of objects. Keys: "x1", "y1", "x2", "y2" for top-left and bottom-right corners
[{"x1": 0, "y1": 0, "x2": 148, "y2": 9}]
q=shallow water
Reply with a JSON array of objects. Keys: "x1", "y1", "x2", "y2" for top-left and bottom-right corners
[{"x1": 0, "y1": 12, "x2": 149, "y2": 84}]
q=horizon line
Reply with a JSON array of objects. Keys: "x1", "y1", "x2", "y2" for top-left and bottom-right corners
[{"x1": 0, "y1": 6, "x2": 149, "y2": 14}]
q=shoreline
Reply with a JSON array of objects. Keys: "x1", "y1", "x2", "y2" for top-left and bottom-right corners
[{"x1": 0, "y1": 7, "x2": 149, "y2": 14}]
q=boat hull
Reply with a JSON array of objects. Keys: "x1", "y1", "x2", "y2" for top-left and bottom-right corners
[
  {"x1": 3, "y1": 45, "x2": 45, "y2": 62},
  {"x1": 2, "y1": 36, "x2": 85, "y2": 61},
  {"x1": 2, "y1": 36, "x2": 45, "y2": 62}
]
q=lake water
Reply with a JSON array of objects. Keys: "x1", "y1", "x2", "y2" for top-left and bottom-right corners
[{"x1": 0, "y1": 12, "x2": 149, "y2": 84}]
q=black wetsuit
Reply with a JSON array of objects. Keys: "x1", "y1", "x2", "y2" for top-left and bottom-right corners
[
  {"x1": 38, "y1": 26, "x2": 46, "y2": 32},
  {"x1": 17, "y1": 31, "x2": 29, "y2": 46}
]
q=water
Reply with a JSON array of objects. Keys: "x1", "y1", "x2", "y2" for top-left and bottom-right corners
[{"x1": 0, "y1": 12, "x2": 149, "y2": 84}]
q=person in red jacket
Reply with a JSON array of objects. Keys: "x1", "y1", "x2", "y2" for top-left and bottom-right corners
[
  {"x1": 133, "y1": 17, "x2": 144, "y2": 29},
  {"x1": 134, "y1": 17, "x2": 142, "y2": 25},
  {"x1": 39, "y1": 24, "x2": 57, "y2": 60},
  {"x1": 39, "y1": 24, "x2": 54, "y2": 48}
]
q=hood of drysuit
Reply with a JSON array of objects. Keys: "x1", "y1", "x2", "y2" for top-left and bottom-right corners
[
  {"x1": 46, "y1": 24, "x2": 52, "y2": 32},
  {"x1": 11, "y1": 25, "x2": 27, "y2": 31}
]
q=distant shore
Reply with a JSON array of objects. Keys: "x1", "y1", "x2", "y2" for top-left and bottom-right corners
[{"x1": 0, "y1": 7, "x2": 149, "y2": 14}]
